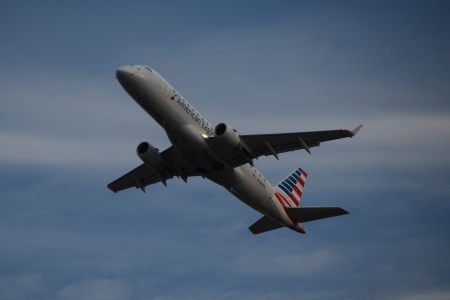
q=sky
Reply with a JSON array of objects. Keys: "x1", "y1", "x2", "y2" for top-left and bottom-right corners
[{"x1": 1, "y1": 1, "x2": 450, "y2": 299}]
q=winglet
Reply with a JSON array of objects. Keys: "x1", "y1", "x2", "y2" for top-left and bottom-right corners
[{"x1": 351, "y1": 124, "x2": 363, "y2": 136}]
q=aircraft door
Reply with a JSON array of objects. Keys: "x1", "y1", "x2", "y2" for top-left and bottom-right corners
[
  {"x1": 161, "y1": 78, "x2": 169, "y2": 95},
  {"x1": 266, "y1": 184, "x2": 274, "y2": 199}
]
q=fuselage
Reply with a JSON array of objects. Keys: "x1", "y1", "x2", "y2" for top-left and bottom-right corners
[{"x1": 116, "y1": 65, "x2": 305, "y2": 233}]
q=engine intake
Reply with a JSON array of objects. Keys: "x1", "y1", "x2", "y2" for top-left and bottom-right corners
[
  {"x1": 214, "y1": 123, "x2": 242, "y2": 150},
  {"x1": 136, "y1": 142, "x2": 163, "y2": 167}
]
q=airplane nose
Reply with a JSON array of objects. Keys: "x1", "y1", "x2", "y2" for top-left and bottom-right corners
[
  {"x1": 115, "y1": 65, "x2": 149, "y2": 92},
  {"x1": 116, "y1": 66, "x2": 131, "y2": 81}
]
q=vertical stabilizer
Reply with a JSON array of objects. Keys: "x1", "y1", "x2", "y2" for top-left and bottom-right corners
[{"x1": 275, "y1": 168, "x2": 307, "y2": 207}]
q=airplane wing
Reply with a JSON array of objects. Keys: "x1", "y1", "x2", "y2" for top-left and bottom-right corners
[
  {"x1": 107, "y1": 146, "x2": 200, "y2": 193},
  {"x1": 206, "y1": 125, "x2": 363, "y2": 168}
]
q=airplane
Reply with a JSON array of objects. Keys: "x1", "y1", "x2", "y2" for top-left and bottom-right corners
[{"x1": 107, "y1": 64, "x2": 362, "y2": 235}]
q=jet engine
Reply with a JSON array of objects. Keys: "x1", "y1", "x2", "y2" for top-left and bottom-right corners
[
  {"x1": 214, "y1": 123, "x2": 242, "y2": 150},
  {"x1": 136, "y1": 142, "x2": 163, "y2": 168}
]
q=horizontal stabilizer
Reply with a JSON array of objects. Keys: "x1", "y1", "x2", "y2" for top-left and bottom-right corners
[
  {"x1": 286, "y1": 207, "x2": 349, "y2": 223},
  {"x1": 249, "y1": 216, "x2": 284, "y2": 235}
]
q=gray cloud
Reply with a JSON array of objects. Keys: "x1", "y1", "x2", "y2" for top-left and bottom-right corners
[
  {"x1": 57, "y1": 279, "x2": 130, "y2": 300},
  {"x1": 0, "y1": 274, "x2": 47, "y2": 300},
  {"x1": 226, "y1": 248, "x2": 342, "y2": 277}
]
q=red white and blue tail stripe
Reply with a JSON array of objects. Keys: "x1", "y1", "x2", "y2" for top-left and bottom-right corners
[{"x1": 274, "y1": 168, "x2": 307, "y2": 208}]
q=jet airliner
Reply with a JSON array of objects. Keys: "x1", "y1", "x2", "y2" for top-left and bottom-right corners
[{"x1": 108, "y1": 65, "x2": 362, "y2": 235}]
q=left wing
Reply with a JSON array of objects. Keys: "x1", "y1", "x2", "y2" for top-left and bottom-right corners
[
  {"x1": 107, "y1": 146, "x2": 200, "y2": 193},
  {"x1": 206, "y1": 125, "x2": 363, "y2": 168}
]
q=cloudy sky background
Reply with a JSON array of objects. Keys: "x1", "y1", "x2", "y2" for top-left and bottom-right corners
[{"x1": 1, "y1": 1, "x2": 449, "y2": 299}]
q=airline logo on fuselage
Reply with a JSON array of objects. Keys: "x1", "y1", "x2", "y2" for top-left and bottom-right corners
[{"x1": 175, "y1": 96, "x2": 214, "y2": 135}]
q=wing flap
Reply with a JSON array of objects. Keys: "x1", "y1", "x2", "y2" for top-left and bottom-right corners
[
  {"x1": 286, "y1": 207, "x2": 349, "y2": 223},
  {"x1": 249, "y1": 216, "x2": 284, "y2": 235}
]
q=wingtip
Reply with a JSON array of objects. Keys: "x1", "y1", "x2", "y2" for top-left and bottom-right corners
[
  {"x1": 107, "y1": 184, "x2": 117, "y2": 193},
  {"x1": 340, "y1": 207, "x2": 350, "y2": 215},
  {"x1": 351, "y1": 124, "x2": 363, "y2": 136}
]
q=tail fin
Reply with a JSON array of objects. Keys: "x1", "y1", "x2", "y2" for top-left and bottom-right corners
[{"x1": 275, "y1": 167, "x2": 307, "y2": 207}]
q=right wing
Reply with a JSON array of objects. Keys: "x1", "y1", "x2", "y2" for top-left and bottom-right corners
[
  {"x1": 205, "y1": 125, "x2": 363, "y2": 168},
  {"x1": 107, "y1": 146, "x2": 200, "y2": 193},
  {"x1": 241, "y1": 124, "x2": 363, "y2": 158}
]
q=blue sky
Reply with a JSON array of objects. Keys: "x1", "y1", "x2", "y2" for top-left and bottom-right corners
[{"x1": 1, "y1": 1, "x2": 450, "y2": 299}]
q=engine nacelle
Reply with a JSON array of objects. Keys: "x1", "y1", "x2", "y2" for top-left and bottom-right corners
[
  {"x1": 136, "y1": 142, "x2": 162, "y2": 168},
  {"x1": 214, "y1": 123, "x2": 242, "y2": 150}
]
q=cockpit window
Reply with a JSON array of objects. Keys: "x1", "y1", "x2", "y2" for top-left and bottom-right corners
[{"x1": 145, "y1": 67, "x2": 152, "y2": 73}]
